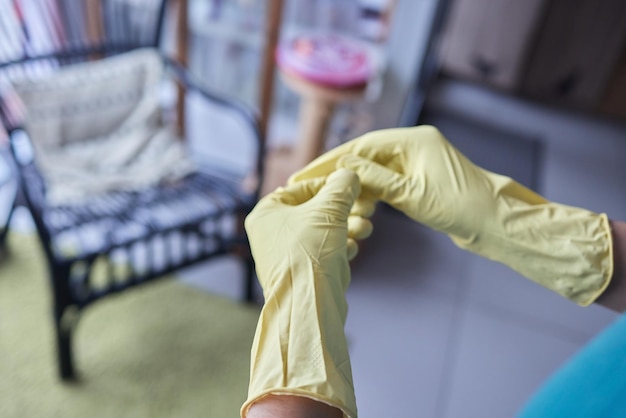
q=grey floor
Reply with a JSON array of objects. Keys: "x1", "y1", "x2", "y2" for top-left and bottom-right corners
[{"x1": 2, "y1": 80, "x2": 625, "y2": 418}]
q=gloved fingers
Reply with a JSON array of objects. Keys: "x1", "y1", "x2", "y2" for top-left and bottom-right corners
[
  {"x1": 288, "y1": 127, "x2": 417, "y2": 184},
  {"x1": 309, "y1": 168, "x2": 361, "y2": 220},
  {"x1": 347, "y1": 238, "x2": 359, "y2": 261},
  {"x1": 351, "y1": 197, "x2": 377, "y2": 218},
  {"x1": 338, "y1": 154, "x2": 409, "y2": 206},
  {"x1": 270, "y1": 176, "x2": 327, "y2": 206},
  {"x1": 287, "y1": 131, "x2": 386, "y2": 184},
  {"x1": 246, "y1": 177, "x2": 327, "y2": 232},
  {"x1": 348, "y1": 215, "x2": 373, "y2": 240},
  {"x1": 288, "y1": 141, "x2": 356, "y2": 185}
]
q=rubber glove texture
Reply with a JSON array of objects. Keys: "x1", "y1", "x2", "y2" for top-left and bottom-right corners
[
  {"x1": 241, "y1": 169, "x2": 362, "y2": 418},
  {"x1": 290, "y1": 126, "x2": 613, "y2": 306}
]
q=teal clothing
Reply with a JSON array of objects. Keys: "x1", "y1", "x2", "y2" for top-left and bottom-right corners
[{"x1": 517, "y1": 312, "x2": 626, "y2": 417}]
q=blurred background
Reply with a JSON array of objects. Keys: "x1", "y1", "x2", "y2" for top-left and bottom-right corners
[{"x1": 1, "y1": 0, "x2": 626, "y2": 417}]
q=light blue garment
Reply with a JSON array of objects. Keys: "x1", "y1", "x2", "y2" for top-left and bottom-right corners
[{"x1": 517, "y1": 312, "x2": 626, "y2": 417}]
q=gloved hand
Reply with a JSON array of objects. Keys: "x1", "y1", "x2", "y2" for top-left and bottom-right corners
[
  {"x1": 290, "y1": 126, "x2": 613, "y2": 306},
  {"x1": 241, "y1": 169, "x2": 366, "y2": 418}
]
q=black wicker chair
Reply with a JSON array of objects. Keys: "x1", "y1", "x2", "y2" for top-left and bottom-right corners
[{"x1": 0, "y1": 0, "x2": 264, "y2": 380}]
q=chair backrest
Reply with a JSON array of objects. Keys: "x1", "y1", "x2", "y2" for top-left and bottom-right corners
[{"x1": 0, "y1": 0, "x2": 169, "y2": 130}]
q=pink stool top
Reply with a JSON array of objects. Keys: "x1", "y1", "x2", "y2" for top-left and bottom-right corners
[{"x1": 276, "y1": 33, "x2": 372, "y2": 88}]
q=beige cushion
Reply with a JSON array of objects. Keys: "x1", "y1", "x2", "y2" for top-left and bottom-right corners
[{"x1": 11, "y1": 48, "x2": 195, "y2": 205}]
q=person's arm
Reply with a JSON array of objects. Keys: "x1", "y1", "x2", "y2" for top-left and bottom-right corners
[{"x1": 595, "y1": 220, "x2": 626, "y2": 312}]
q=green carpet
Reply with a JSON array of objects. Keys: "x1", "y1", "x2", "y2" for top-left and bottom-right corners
[{"x1": 0, "y1": 234, "x2": 260, "y2": 418}]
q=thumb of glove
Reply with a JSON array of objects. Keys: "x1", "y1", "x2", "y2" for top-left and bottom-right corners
[
  {"x1": 338, "y1": 154, "x2": 411, "y2": 210},
  {"x1": 310, "y1": 168, "x2": 361, "y2": 223}
]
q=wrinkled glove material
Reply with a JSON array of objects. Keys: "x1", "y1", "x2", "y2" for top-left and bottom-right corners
[
  {"x1": 242, "y1": 170, "x2": 361, "y2": 418},
  {"x1": 290, "y1": 126, "x2": 613, "y2": 306}
]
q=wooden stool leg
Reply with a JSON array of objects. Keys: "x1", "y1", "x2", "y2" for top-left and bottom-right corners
[{"x1": 294, "y1": 97, "x2": 336, "y2": 169}]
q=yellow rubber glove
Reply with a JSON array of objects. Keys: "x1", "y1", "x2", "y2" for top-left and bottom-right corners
[
  {"x1": 241, "y1": 169, "x2": 365, "y2": 418},
  {"x1": 289, "y1": 126, "x2": 613, "y2": 307}
]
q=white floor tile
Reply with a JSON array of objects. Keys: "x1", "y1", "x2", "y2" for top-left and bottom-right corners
[
  {"x1": 345, "y1": 208, "x2": 472, "y2": 418},
  {"x1": 351, "y1": 207, "x2": 471, "y2": 299},
  {"x1": 442, "y1": 306, "x2": 586, "y2": 418},
  {"x1": 465, "y1": 255, "x2": 618, "y2": 342},
  {"x1": 177, "y1": 255, "x2": 248, "y2": 301},
  {"x1": 345, "y1": 272, "x2": 459, "y2": 418}
]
